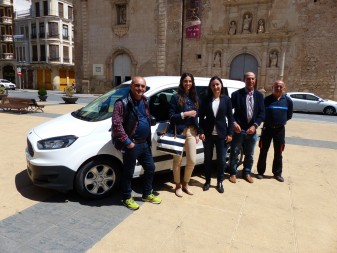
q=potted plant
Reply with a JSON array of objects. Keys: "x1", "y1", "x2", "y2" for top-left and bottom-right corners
[
  {"x1": 0, "y1": 86, "x2": 8, "y2": 102},
  {"x1": 62, "y1": 85, "x2": 78, "y2": 104},
  {"x1": 38, "y1": 87, "x2": 48, "y2": 101}
]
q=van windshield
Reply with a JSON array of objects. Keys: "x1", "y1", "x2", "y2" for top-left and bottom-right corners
[{"x1": 71, "y1": 84, "x2": 140, "y2": 122}]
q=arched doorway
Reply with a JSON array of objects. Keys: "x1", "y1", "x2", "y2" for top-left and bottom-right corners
[
  {"x1": 114, "y1": 54, "x2": 131, "y2": 85},
  {"x1": 229, "y1": 53, "x2": 258, "y2": 81},
  {"x1": 3, "y1": 65, "x2": 15, "y2": 83}
]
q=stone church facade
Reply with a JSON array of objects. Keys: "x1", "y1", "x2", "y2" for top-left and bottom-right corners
[{"x1": 73, "y1": 0, "x2": 337, "y2": 100}]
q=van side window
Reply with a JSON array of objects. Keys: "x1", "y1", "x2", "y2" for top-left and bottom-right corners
[{"x1": 149, "y1": 88, "x2": 177, "y2": 122}]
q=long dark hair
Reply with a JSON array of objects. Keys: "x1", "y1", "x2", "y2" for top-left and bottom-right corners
[
  {"x1": 207, "y1": 76, "x2": 225, "y2": 99},
  {"x1": 177, "y1": 72, "x2": 199, "y2": 108}
]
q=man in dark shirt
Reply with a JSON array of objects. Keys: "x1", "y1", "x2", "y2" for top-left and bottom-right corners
[
  {"x1": 256, "y1": 80, "x2": 293, "y2": 182},
  {"x1": 112, "y1": 76, "x2": 161, "y2": 210}
]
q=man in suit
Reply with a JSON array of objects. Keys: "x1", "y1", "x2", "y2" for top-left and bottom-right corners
[{"x1": 228, "y1": 72, "x2": 265, "y2": 183}]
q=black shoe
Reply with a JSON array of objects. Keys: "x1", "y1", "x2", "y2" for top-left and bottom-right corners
[
  {"x1": 274, "y1": 175, "x2": 284, "y2": 182},
  {"x1": 217, "y1": 182, "x2": 224, "y2": 193},
  {"x1": 256, "y1": 174, "x2": 264, "y2": 179},
  {"x1": 203, "y1": 183, "x2": 210, "y2": 191}
]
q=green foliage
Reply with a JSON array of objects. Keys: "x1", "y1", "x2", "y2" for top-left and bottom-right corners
[
  {"x1": 0, "y1": 86, "x2": 6, "y2": 94},
  {"x1": 38, "y1": 87, "x2": 47, "y2": 96},
  {"x1": 65, "y1": 85, "x2": 75, "y2": 97}
]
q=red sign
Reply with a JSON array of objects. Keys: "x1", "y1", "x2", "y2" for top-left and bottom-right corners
[{"x1": 18, "y1": 72, "x2": 22, "y2": 76}]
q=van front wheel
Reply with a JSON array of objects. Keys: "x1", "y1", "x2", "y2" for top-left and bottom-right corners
[{"x1": 75, "y1": 158, "x2": 121, "y2": 199}]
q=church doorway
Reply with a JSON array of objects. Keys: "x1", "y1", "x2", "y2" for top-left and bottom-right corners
[
  {"x1": 113, "y1": 54, "x2": 131, "y2": 85},
  {"x1": 229, "y1": 53, "x2": 258, "y2": 81}
]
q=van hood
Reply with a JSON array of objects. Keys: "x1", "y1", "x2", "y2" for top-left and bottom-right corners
[{"x1": 32, "y1": 113, "x2": 102, "y2": 139}]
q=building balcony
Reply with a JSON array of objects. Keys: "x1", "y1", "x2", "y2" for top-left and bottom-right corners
[
  {"x1": 49, "y1": 57, "x2": 60, "y2": 62},
  {"x1": 0, "y1": 16, "x2": 12, "y2": 25},
  {"x1": 0, "y1": 53, "x2": 14, "y2": 60},
  {"x1": 1, "y1": 35, "x2": 13, "y2": 42},
  {"x1": 48, "y1": 33, "x2": 59, "y2": 38},
  {"x1": 0, "y1": 0, "x2": 12, "y2": 6}
]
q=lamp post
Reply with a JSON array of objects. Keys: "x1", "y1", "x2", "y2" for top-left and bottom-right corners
[{"x1": 17, "y1": 61, "x2": 25, "y2": 90}]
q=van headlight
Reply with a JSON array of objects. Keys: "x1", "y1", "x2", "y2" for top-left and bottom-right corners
[{"x1": 37, "y1": 135, "x2": 78, "y2": 150}]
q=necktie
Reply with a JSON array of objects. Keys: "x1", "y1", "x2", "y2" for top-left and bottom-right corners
[{"x1": 247, "y1": 92, "x2": 253, "y2": 122}]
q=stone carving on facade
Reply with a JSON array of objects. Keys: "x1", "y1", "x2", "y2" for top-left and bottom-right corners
[
  {"x1": 269, "y1": 51, "x2": 278, "y2": 67},
  {"x1": 112, "y1": 24, "x2": 129, "y2": 37},
  {"x1": 257, "y1": 19, "x2": 265, "y2": 33},
  {"x1": 229, "y1": 20, "x2": 236, "y2": 35},
  {"x1": 242, "y1": 14, "x2": 252, "y2": 34},
  {"x1": 213, "y1": 51, "x2": 221, "y2": 68}
]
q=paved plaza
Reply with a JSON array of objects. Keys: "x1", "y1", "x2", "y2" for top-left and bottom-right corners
[{"x1": 0, "y1": 93, "x2": 337, "y2": 253}]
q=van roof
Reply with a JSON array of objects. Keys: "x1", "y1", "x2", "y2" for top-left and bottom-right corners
[{"x1": 140, "y1": 76, "x2": 245, "y2": 88}]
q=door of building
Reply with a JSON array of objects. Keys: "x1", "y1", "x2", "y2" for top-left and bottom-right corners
[
  {"x1": 113, "y1": 54, "x2": 131, "y2": 85},
  {"x1": 229, "y1": 53, "x2": 258, "y2": 81},
  {"x1": 3, "y1": 65, "x2": 15, "y2": 83}
]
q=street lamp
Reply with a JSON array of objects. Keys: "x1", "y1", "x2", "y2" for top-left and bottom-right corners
[{"x1": 17, "y1": 61, "x2": 25, "y2": 90}]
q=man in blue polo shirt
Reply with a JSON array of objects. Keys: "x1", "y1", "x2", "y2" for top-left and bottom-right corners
[{"x1": 256, "y1": 80, "x2": 293, "y2": 182}]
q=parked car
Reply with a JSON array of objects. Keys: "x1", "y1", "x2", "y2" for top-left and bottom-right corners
[
  {"x1": 0, "y1": 79, "x2": 16, "y2": 90},
  {"x1": 286, "y1": 92, "x2": 337, "y2": 115},
  {"x1": 26, "y1": 76, "x2": 245, "y2": 199}
]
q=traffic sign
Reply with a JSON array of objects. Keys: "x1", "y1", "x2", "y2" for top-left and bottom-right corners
[{"x1": 18, "y1": 72, "x2": 22, "y2": 76}]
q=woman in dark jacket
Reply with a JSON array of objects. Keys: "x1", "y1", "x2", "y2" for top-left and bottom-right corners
[
  {"x1": 199, "y1": 76, "x2": 234, "y2": 193},
  {"x1": 169, "y1": 73, "x2": 199, "y2": 197}
]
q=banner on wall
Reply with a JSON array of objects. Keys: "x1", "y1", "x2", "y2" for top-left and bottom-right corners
[{"x1": 185, "y1": 0, "x2": 201, "y2": 39}]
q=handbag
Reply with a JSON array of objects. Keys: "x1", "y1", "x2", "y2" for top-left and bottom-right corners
[{"x1": 157, "y1": 123, "x2": 186, "y2": 156}]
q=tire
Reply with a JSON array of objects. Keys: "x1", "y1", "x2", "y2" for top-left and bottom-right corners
[
  {"x1": 323, "y1": 106, "x2": 336, "y2": 115},
  {"x1": 75, "y1": 158, "x2": 121, "y2": 199}
]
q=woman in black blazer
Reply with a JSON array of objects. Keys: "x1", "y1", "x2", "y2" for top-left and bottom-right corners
[{"x1": 199, "y1": 76, "x2": 234, "y2": 193}]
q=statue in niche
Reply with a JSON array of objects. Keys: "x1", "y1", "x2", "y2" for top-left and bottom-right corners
[
  {"x1": 242, "y1": 14, "x2": 252, "y2": 33},
  {"x1": 117, "y1": 5, "x2": 127, "y2": 25},
  {"x1": 270, "y1": 51, "x2": 278, "y2": 67},
  {"x1": 213, "y1": 52, "x2": 221, "y2": 68},
  {"x1": 257, "y1": 19, "x2": 265, "y2": 33},
  {"x1": 229, "y1": 21, "x2": 236, "y2": 35}
]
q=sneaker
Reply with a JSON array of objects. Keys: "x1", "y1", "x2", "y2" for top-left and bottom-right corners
[
  {"x1": 123, "y1": 197, "x2": 139, "y2": 210},
  {"x1": 142, "y1": 193, "x2": 162, "y2": 204}
]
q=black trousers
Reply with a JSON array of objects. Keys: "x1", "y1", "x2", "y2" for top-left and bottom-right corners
[{"x1": 257, "y1": 126, "x2": 285, "y2": 176}]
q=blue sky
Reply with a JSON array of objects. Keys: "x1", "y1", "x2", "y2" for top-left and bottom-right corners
[{"x1": 13, "y1": 0, "x2": 31, "y2": 11}]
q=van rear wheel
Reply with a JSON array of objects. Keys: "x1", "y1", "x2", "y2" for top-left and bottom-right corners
[{"x1": 75, "y1": 158, "x2": 121, "y2": 199}]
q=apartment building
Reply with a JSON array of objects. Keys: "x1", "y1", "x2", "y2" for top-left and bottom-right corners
[
  {"x1": 0, "y1": 0, "x2": 15, "y2": 84},
  {"x1": 14, "y1": 0, "x2": 74, "y2": 90}
]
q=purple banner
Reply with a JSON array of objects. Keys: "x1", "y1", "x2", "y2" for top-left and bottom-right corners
[
  {"x1": 186, "y1": 23, "x2": 201, "y2": 39},
  {"x1": 185, "y1": 0, "x2": 201, "y2": 39}
]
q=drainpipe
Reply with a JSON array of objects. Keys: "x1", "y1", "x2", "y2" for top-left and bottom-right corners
[{"x1": 180, "y1": 0, "x2": 185, "y2": 75}]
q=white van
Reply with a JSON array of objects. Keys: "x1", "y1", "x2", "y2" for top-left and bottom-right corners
[{"x1": 26, "y1": 76, "x2": 244, "y2": 199}]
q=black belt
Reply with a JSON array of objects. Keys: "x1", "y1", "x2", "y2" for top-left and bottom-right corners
[{"x1": 132, "y1": 138, "x2": 147, "y2": 144}]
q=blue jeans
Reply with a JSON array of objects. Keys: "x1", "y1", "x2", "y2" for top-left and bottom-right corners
[
  {"x1": 121, "y1": 142, "x2": 155, "y2": 200},
  {"x1": 229, "y1": 130, "x2": 258, "y2": 176},
  {"x1": 203, "y1": 135, "x2": 227, "y2": 183}
]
